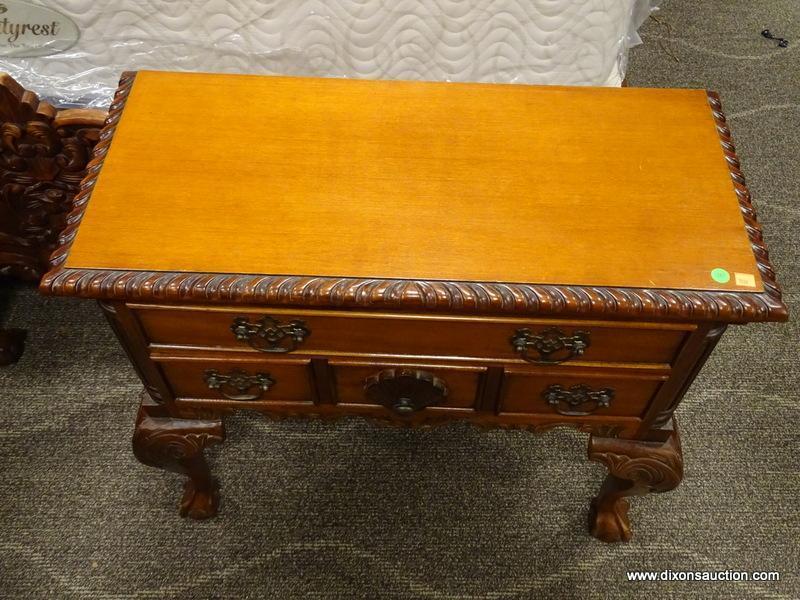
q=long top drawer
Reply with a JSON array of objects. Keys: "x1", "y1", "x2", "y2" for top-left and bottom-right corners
[{"x1": 131, "y1": 305, "x2": 691, "y2": 365}]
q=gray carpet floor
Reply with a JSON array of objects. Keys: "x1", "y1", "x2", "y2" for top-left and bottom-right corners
[{"x1": 1, "y1": 1, "x2": 798, "y2": 598}]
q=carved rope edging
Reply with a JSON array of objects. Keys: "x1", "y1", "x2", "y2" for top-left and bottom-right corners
[
  {"x1": 37, "y1": 76, "x2": 788, "y2": 323},
  {"x1": 47, "y1": 71, "x2": 136, "y2": 269},
  {"x1": 706, "y1": 91, "x2": 785, "y2": 315}
]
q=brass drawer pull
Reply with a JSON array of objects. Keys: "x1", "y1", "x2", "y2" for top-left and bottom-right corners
[
  {"x1": 203, "y1": 369, "x2": 275, "y2": 401},
  {"x1": 511, "y1": 327, "x2": 590, "y2": 364},
  {"x1": 230, "y1": 316, "x2": 310, "y2": 353},
  {"x1": 542, "y1": 384, "x2": 614, "y2": 416},
  {"x1": 364, "y1": 368, "x2": 448, "y2": 416}
]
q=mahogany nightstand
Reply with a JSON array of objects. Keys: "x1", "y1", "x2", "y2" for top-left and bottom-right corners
[{"x1": 40, "y1": 71, "x2": 787, "y2": 542}]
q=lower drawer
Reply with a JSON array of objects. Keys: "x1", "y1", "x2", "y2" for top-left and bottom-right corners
[
  {"x1": 499, "y1": 368, "x2": 666, "y2": 418},
  {"x1": 152, "y1": 350, "x2": 663, "y2": 422},
  {"x1": 329, "y1": 360, "x2": 482, "y2": 411},
  {"x1": 157, "y1": 356, "x2": 314, "y2": 404},
  {"x1": 154, "y1": 354, "x2": 484, "y2": 412}
]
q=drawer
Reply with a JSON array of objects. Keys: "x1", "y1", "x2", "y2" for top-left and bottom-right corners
[
  {"x1": 329, "y1": 360, "x2": 483, "y2": 411},
  {"x1": 132, "y1": 304, "x2": 691, "y2": 365},
  {"x1": 499, "y1": 367, "x2": 666, "y2": 418},
  {"x1": 155, "y1": 355, "x2": 314, "y2": 404},
  {"x1": 153, "y1": 351, "x2": 482, "y2": 414},
  {"x1": 149, "y1": 348, "x2": 660, "y2": 423}
]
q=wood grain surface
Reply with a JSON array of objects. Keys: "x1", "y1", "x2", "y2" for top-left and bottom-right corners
[{"x1": 64, "y1": 70, "x2": 761, "y2": 292}]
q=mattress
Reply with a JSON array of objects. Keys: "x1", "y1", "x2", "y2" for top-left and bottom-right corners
[{"x1": 0, "y1": 0, "x2": 657, "y2": 108}]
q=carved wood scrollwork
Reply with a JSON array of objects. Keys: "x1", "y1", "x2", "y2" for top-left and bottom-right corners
[
  {"x1": 249, "y1": 406, "x2": 628, "y2": 437},
  {"x1": 364, "y1": 368, "x2": 448, "y2": 416},
  {"x1": 132, "y1": 407, "x2": 225, "y2": 519},
  {"x1": 588, "y1": 424, "x2": 683, "y2": 542},
  {"x1": 0, "y1": 73, "x2": 105, "y2": 281}
]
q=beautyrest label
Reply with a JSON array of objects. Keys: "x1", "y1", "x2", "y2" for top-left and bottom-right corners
[{"x1": 0, "y1": 1, "x2": 79, "y2": 58}]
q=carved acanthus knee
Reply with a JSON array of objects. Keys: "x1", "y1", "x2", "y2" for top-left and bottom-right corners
[
  {"x1": 588, "y1": 424, "x2": 683, "y2": 542},
  {"x1": 132, "y1": 405, "x2": 225, "y2": 519}
]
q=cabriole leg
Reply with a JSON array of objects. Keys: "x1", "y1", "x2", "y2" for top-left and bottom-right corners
[
  {"x1": 587, "y1": 422, "x2": 683, "y2": 542},
  {"x1": 131, "y1": 396, "x2": 225, "y2": 519}
]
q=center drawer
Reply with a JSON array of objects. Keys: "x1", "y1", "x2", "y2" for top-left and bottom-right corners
[
  {"x1": 329, "y1": 359, "x2": 482, "y2": 410},
  {"x1": 132, "y1": 304, "x2": 691, "y2": 365}
]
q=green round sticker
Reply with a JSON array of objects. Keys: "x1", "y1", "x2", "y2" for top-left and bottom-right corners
[{"x1": 710, "y1": 268, "x2": 730, "y2": 283}]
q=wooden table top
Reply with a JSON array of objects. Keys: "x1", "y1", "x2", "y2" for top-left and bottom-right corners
[
  {"x1": 64, "y1": 71, "x2": 761, "y2": 292},
  {"x1": 43, "y1": 70, "x2": 787, "y2": 322}
]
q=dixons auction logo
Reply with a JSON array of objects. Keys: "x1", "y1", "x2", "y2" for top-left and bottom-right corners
[{"x1": 0, "y1": 0, "x2": 79, "y2": 58}]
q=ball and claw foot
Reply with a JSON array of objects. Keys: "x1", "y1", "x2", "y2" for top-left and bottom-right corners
[
  {"x1": 588, "y1": 423, "x2": 683, "y2": 543},
  {"x1": 589, "y1": 495, "x2": 633, "y2": 543},
  {"x1": 179, "y1": 479, "x2": 220, "y2": 520}
]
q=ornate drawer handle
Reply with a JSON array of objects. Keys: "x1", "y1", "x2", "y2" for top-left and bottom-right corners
[
  {"x1": 231, "y1": 316, "x2": 310, "y2": 353},
  {"x1": 542, "y1": 384, "x2": 614, "y2": 416},
  {"x1": 511, "y1": 327, "x2": 590, "y2": 364},
  {"x1": 203, "y1": 369, "x2": 275, "y2": 401},
  {"x1": 364, "y1": 368, "x2": 448, "y2": 416}
]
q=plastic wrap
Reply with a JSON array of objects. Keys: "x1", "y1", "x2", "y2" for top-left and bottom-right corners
[{"x1": 0, "y1": 0, "x2": 658, "y2": 108}]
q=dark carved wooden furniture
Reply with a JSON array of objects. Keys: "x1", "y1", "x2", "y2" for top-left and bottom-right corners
[
  {"x1": 40, "y1": 71, "x2": 787, "y2": 541},
  {"x1": 0, "y1": 73, "x2": 105, "y2": 364}
]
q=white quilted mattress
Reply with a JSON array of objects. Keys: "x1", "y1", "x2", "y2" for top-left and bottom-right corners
[{"x1": 1, "y1": 0, "x2": 656, "y2": 108}]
